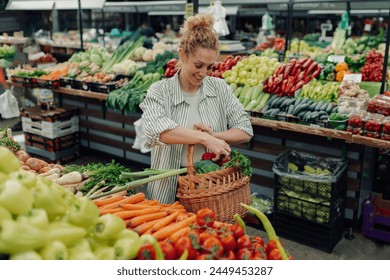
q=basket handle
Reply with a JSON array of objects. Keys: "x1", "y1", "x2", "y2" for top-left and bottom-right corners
[{"x1": 187, "y1": 126, "x2": 202, "y2": 176}]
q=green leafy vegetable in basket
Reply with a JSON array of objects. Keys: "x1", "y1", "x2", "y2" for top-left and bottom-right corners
[
  {"x1": 223, "y1": 150, "x2": 252, "y2": 177},
  {"x1": 193, "y1": 160, "x2": 220, "y2": 174}
]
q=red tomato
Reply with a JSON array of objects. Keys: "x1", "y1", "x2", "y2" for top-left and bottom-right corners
[
  {"x1": 231, "y1": 224, "x2": 245, "y2": 239},
  {"x1": 175, "y1": 236, "x2": 199, "y2": 260},
  {"x1": 219, "y1": 234, "x2": 236, "y2": 253},
  {"x1": 199, "y1": 231, "x2": 215, "y2": 245},
  {"x1": 202, "y1": 236, "x2": 223, "y2": 257},
  {"x1": 196, "y1": 208, "x2": 216, "y2": 227},
  {"x1": 137, "y1": 243, "x2": 156, "y2": 260},
  {"x1": 252, "y1": 236, "x2": 265, "y2": 247},
  {"x1": 267, "y1": 248, "x2": 283, "y2": 260},
  {"x1": 236, "y1": 248, "x2": 253, "y2": 260},
  {"x1": 159, "y1": 241, "x2": 176, "y2": 260},
  {"x1": 196, "y1": 254, "x2": 215, "y2": 260},
  {"x1": 220, "y1": 250, "x2": 236, "y2": 260},
  {"x1": 253, "y1": 243, "x2": 266, "y2": 259},
  {"x1": 237, "y1": 235, "x2": 252, "y2": 249},
  {"x1": 266, "y1": 239, "x2": 283, "y2": 254}
]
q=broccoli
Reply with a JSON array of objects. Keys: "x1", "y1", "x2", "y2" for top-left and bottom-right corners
[{"x1": 194, "y1": 160, "x2": 221, "y2": 174}]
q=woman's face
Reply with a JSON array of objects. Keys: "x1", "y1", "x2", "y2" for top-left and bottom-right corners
[{"x1": 179, "y1": 47, "x2": 218, "y2": 90}]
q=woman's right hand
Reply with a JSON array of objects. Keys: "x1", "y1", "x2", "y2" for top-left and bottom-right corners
[{"x1": 202, "y1": 133, "x2": 231, "y2": 160}]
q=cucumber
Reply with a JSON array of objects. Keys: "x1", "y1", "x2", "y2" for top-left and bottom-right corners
[
  {"x1": 269, "y1": 108, "x2": 280, "y2": 117},
  {"x1": 317, "y1": 111, "x2": 328, "y2": 118},
  {"x1": 287, "y1": 104, "x2": 295, "y2": 115},
  {"x1": 303, "y1": 111, "x2": 312, "y2": 121},
  {"x1": 309, "y1": 102, "x2": 318, "y2": 111},
  {"x1": 280, "y1": 98, "x2": 291, "y2": 108},
  {"x1": 263, "y1": 108, "x2": 275, "y2": 116},
  {"x1": 267, "y1": 94, "x2": 279, "y2": 106},
  {"x1": 275, "y1": 96, "x2": 288, "y2": 108},
  {"x1": 292, "y1": 103, "x2": 310, "y2": 115},
  {"x1": 261, "y1": 105, "x2": 270, "y2": 113},
  {"x1": 331, "y1": 106, "x2": 339, "y2": 114},
  {"x1": 325, "y1": 102, "x2": 334, "y2": 114},
  {"x1": 310, "y1": 112, "x2": 320, "y2": 120},
  {"x1": 320, "y1": 102, "x2": 329, "y2": 111},
  {"x1": 315, "y1": 101, "x2": 324, "y2": 111},
  {"x1": 294, "y1": 97, "x2": 303, "y2": 106},
  {"x1": 270, "y1": 96, "x2": 281, "y2": 108},
  {"x1": 297, "y1": 110, "x2": 307, "y2": 119},
  {"x1": 301, "y1": 97, "x2": 310, "y2": 104}
]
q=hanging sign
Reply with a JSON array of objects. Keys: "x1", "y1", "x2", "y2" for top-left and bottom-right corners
[
  {"x1": 327, "y1": 55, "x2": 345, "y2": 63},
  {"x1": 343, "y1": 73, "x2": 362, "y2": 83},
  {"x1": 185, "y1": 3, "x2": 194, "y2": 19}
]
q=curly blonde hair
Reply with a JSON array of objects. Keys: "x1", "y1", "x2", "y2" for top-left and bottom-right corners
[{"x1": 179, "y1": 14, "x2": 219, "y2": 56}]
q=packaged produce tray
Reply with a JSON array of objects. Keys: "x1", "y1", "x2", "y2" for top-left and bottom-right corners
[
  {"x1": 20, "y1": 105, "x2": 78, "y2": 123},
  {"x1": 275, "y1": 187, "x2": 344, "y2": 225},
  {"x1": 59, "y1": 77, "x2": 75, "y2": 88},
  {"x1": 36, "y1": 78, "x2": 60, "y2": 89},
  {"x1": 24, "y1": 132, "x2": 79, "y2": 152},
  {"x1": 273, "y1": 150, "x2": 348, "y2": 199}
]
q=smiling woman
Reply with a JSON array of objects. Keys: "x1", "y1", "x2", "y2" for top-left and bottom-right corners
[{"x1": 139, "y1": 14, "x2": 253, "y2": 204}]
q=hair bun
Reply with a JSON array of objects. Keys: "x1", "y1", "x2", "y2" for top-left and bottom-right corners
[{"x1": 181, "y1": 14, "x2": 214, "y2": 33}]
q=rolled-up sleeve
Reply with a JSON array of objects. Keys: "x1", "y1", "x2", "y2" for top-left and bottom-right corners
[
  {"x1": 139, "y1": 83, "x2": 178, "y2": 148},
  {"x1": 225, "y1": 83, "x2": 254, "y2": 137}
]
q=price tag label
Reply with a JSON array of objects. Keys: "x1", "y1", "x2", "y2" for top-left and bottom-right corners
[
  {"x1": 343, "y1": 73, "x2": 362, "y2": 83},
  {"x1": 327, "y1": 55, "x2": 345, "y2": 63},
  {"x1": 185, "y1": 3, "x2": 194, "y2": 19}
]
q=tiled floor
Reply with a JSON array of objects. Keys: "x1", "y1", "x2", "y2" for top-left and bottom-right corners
[{"x1": 1, "y1": 117, "x2": 390, "y2": 260}]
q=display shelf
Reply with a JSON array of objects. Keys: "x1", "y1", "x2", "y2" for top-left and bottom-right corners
[
  {"x1": 250, "y1": 117, "x2": 352, "y2": 142},
  {"x1": 351, "y1": 135, "x2": 390, "y2": 150}
]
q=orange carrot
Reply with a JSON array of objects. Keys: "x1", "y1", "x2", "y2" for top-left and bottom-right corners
[
  {"x1": 168, "y1": 227, "x2": 191, "y2": 243},
  {"x1": 136, "y1": 199, "x2": 158, "y2": 205},
  {"x1": 120, "y1": 204, "x2": 154, "y2": 210},
  {"x1": 94, "y1": 194, "x2": 124, "y2": 207},
  {"x1": 163, "y1": 208, "x2": 187, "y2": 215},
  {"x1": 133, "y1": 219, "x2": 161, "y2": 235},
  {"x1": 99, "y1": 208, "x2": 123, "y2": 215},
  {"x1": 151, "y1": 211, "x2": 181, "y2": 233},
  {"x1": 113, "y1": 207, "x2": 161, "y2": 220},
  {"x1": 127, "y1": 212, "x2": 167, "y2": 228},
  {"x1": 100, "y1": 193, "x2": 145, "y2": 210},
  {"x1": 152, "y1": 215, "x2": 196, "y2": 241}
]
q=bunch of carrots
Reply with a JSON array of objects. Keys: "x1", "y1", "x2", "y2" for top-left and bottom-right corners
[
  {"x1": 39, "y1": 64, "x2": 69, "y2": 81},
  {"x1": 94, "y1": 192, "x2": 196, "y2": 242}
]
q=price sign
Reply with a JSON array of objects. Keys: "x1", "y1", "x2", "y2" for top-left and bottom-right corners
[
  {"x1": 343, "y1": 73, "x2": 362, "y2": 83},
  {"x1": 185, "y1": 3, "x2": 194, "y2": 19},
  {"x1": 327, "y1": 55, "x2": 345, "y2": 63}
]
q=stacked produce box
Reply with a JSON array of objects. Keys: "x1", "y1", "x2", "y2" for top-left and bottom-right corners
[
  {"x1": 272, "y1": 150, "x2": 348, "y2": 252},
  {"x1": 21, "y1": 106, "x2": 79, "y2": 163}
]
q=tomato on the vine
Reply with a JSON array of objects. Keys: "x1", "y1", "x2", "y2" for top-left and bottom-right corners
[
  {"x1": 236, "y1": 248, "x2": 252, "y2": 260},
  {"x1": 196, "y1": 208, "x2": 216, "y2": 227},
  {"x1": 231, "y1": 224, "x2": 245, "y2": 239},
  {"x1": 220, "y1": 250, "x2": 236, "y2": 260},
  {"x1": 175, "y1": 236, "x2": 199, "y2": 260},
  {"x1": 268, "y1": 248, "x2": 283, "y2": 260},
  {"x1": 159, "y1": 241, "x2": 176, "y2": 260},
  {"x1": 137, "y1": 243, "x2": 156, "y2": 260},
  {"x1": 219, "y1": 234, "x2": 236, "y2": 253},
  {"x1": 252, "y1": 236, "x2": 265, "y2": 247},
  {"x1": 266, "y1": 239, "x2": 283, "y2": 254},
  {"x1": 237, "y1": 235, "x2": 252, "y2": 249},
  {"x1": 202, "y1": 236, "x2": 224, "y2": 257},
  {"x1": 196, "y1": 254, "x2": 215, "y2": 260}
]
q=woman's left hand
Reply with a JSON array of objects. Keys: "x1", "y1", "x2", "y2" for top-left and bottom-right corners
[{"x1": 194, "y1": 123, "x2": 214, "y2": 136}]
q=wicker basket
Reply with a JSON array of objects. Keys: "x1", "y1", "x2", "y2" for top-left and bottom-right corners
[{"x1": 177, "y1": 144, "x2": 251, "y2": 223}]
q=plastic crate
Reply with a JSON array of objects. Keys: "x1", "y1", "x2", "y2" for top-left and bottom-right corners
[
  {"x1": 25, "y1": 145, "x2": 80, "y2": 163},
  {"x1": 361, "y1": 193, "x2": 390, "y2": 243},
  {"x1": 24, "y1": 132, "x2": 79, "y2": 152},
  {"x1": 275, "y1": 187, "x2": 344, "y2": 225},
  {"x1": 273, "y1": 150, "x2": 348, "y2": 199},
  {"x1": 273, "y1": 212, "x2": 343, "y2": 253},
  {"x1": 21, "y1": 106, "x2": 79, "y2": 139}
]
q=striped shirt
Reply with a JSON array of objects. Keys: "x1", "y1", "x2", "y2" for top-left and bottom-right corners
[{"x1": 139, "y1": 73, "x2": 253, "y2": 204}]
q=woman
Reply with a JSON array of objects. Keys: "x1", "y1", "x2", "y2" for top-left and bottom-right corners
[{"x1": 140, "y1": 14, "x2": 253, "y2": 204}]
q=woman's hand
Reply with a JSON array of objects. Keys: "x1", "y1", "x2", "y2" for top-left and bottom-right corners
[
  {"x1": 194, "y1": 123, "x2": 214, "y2": 137},
  {"x1": 202, "y1": 133, "x2": 231, "y2": 160}
]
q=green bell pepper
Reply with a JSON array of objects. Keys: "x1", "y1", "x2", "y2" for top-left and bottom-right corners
[
  {"x1": 0, "y1": 147, "x2": 21, "y2": 174},
  {"x1": 47, "y1": 222, "x2": 87, "y2": 246},
  {"x1": 67, "y1": 197, "x2": 99, "y2": 229},
  {"x1": 31, "y1": 180, "x2": 67, "y2": 219},
  {"x1": 94, "y1": 246, "x2": 116, "y2": 260},
  {"x1": 0, "y1": 179, "x2": 33, "y2": 215},
  {"x1": 10, "y1": 250, "x2": 43, "y2": 260},
  {"x1": 93, "y1": 214, "x2": 125, "y2": 240},
  {"x1": 17, "y1": 209, "x2": 49, "y2": 228},
  {"x1": 40, "y1": 241, "x2": 68, "y2": 260},
  {"x1": 0, "y1": 219, "x2": 47, "y2": 254},
  {"x1": 10, "y1": 170, "x2": 37, "y2": 189},
  {"x1": 0, "y1": 205, "x2": 12, "y2": 221},
  {"x1": 114, "y1": 237, "x2": 142, "y2": 260}
]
